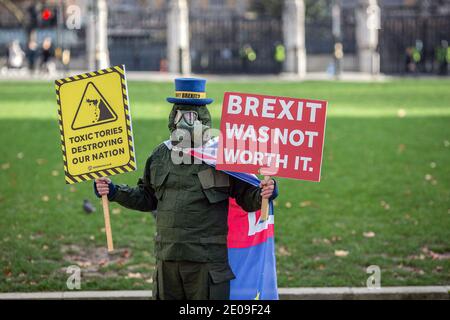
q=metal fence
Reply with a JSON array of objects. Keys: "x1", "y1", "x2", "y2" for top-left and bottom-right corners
[
  {"x1": 189, "y1": 13, "x2": 283, "y2": 74},
  {"x1": 379, "y1": 11, "x2": 450, "y2": 74},
  {"x1": 2, "y1": 2, "x2": 449, "y2": 75},
  {"x1": 306, "y1": 7, "x2": 356, "y2": 55},
  {"x1": 108, "y1": 6, "x2": 167, "y2": 71}
]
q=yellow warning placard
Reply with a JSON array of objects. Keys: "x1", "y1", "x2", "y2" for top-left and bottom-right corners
[{"x1": 55, "y1": 65, "x2": 136, "y2": 184}]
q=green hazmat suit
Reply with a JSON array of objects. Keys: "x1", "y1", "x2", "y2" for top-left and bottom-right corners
[{"x1": 109, "y1": 104, "x2": 264, "y2": 300}]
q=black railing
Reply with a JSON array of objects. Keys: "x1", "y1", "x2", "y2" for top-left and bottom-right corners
[
  {"x1": 379, "y1": 12, "x2": 450, "y2": 74},
  {"x1": 108, "y1": 7, "x2": 167, "y2": 71},
  {"x1": 190, "y1": 13, "x2": 283, "y2": 74}
]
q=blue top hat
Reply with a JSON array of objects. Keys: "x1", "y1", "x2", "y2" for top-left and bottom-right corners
[{"x1": 166, "y1": 78, "x2": 214, "y2": 106}]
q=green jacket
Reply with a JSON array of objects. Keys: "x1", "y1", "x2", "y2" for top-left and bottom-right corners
[{"x1": 110, "y1": 143, "x2": 263, "y2": 262}]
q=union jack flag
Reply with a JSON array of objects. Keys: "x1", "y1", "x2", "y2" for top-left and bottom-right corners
[{"x1": 164, "y1": 138, "x2": 278, "y2": 300}]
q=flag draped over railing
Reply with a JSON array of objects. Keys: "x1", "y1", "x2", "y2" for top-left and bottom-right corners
[{"x1": 164, "y1": 138, "x2": 278, "y2": 300}]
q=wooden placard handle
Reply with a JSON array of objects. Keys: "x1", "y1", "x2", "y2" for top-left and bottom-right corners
[
  {"x1": 260, "y1": 175, "x2": 271, "y2": 221},
  {"x1": 101, "y1": 194, "x2": 114, "y2": 252}
]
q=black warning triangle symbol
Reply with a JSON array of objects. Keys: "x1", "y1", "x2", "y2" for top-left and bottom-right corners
[{"x1": 71, "y1": 82, "x2": 118, "y2": 130}]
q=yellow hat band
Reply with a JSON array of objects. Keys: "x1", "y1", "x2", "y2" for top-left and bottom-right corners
[{"x1": 175, "y1": 91, "x2": 207, "y2": 99}]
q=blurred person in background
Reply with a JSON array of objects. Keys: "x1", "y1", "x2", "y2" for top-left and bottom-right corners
[
  {"x1": 26, "y1": 39, "x2": 38, "y2": 73},
  {"x1": 405, "y1": 46, "x2": 422, "y2": 74},
  {"x1": 405, "y1": 47, "x2": 416, "y2": 74},
  {"x1": 7, "y1": 40, "x2": 25, "y2": 69},
  {"x1": 40, "y1": 37, "x2": 55, "y2": 74},
  {"x1": 273, "y1": 42, "x2": 285, "y2": 73},
  {"x1": 61, "y1": 49, "x2": 71, "y2": 75},
  {"x1": 240, "y1": 44, "x2": 256, "y2": 73},
  {"x1": 435, "y1": 40, "x2": 449, "y2": 76}
]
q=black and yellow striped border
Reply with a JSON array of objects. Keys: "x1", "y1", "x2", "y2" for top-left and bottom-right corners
[{"x1": 55, "y1": 65, "x2": 136, "y2": 184}]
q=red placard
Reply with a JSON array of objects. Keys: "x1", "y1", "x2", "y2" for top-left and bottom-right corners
[{"x1": 216, "y1": 92, "x2": 327, "y2": 181}]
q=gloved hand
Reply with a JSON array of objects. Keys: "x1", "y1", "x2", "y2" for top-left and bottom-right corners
[
  {"x1": 94, "y1": 177, "x2": 117, "y2": 199},
  {"x1": 260, "y1": 178, "x2": 277, "y2": 200}
]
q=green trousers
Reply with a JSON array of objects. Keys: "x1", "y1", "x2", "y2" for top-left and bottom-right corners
[{"x1": 153, "y1": 260, "x2": 235, "y2": 300}]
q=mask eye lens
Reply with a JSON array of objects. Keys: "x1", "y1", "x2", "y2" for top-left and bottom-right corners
[
  {"x1": 174, "y1": 110, "x2": 183, "y2": 124},
  {"x1": 174, "y1": 110, "x2": 199, "y2": 126},
  {"x1": 183, "y1": 111, "x2": 198, "y2": 125}
]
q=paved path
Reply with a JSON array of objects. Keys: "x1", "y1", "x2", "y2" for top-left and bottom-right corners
[
  {"x1": 3, "y1": 69, "x2": 447, "y2": 83},
  {"x1": 0, "y1": 286, "x2": 448, "y2": 300},
  {"x1": 0, "y1": 69, "x2": 398, "y2": 82},
  {"x1": 3, "y1": 68, "x2": 448, "y2": 83}
]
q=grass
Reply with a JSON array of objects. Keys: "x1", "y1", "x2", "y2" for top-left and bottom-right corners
[{"x1": 0, "y1": 79, "x2": 449, "y2": 291}]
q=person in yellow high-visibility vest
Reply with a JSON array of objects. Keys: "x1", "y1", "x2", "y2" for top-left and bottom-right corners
[
  {"x1": 435, "y1": 40, "x2": 449, "y2": 76},
  {"x1": 240, "y1": 44, "x2": 256, "y2": 72},
  {"x1": 274, "y1": 42, "x2": 285, "y2": 73}
]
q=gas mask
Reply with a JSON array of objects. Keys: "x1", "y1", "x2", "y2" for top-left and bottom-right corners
[{"x1": 169, "y1": 105, "x2": 211, "y2": 148}]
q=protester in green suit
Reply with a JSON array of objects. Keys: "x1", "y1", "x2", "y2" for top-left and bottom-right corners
[{"x1": 94, "y1": 78, "x2": 277, "y2": 300}]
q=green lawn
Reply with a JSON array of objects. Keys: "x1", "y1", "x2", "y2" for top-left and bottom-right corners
[{"x1": 0, "y1": 79, "x2": 449, "y2": 291}]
